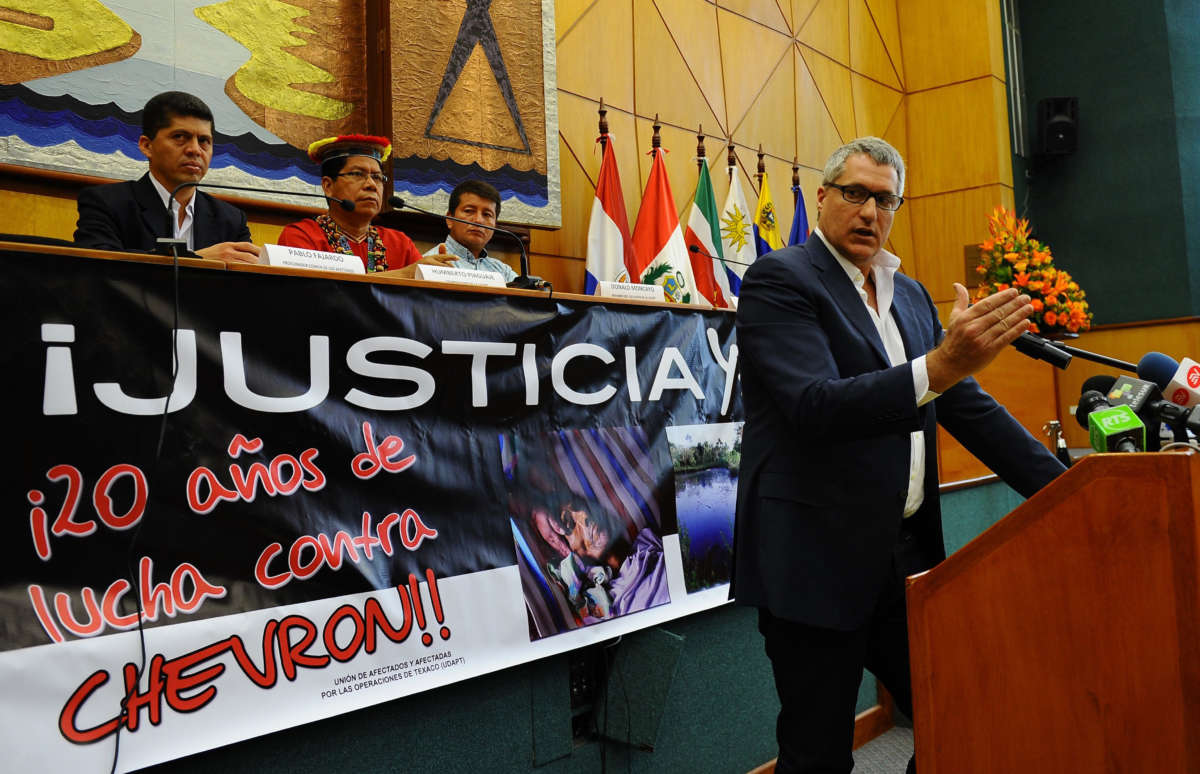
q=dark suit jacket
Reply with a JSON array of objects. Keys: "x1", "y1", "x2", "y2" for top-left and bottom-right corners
[
  {"x1": 73, "y1": 173, "x2": 251, "y2": 254},
  {"x1": 731, "y1": 236, "x2": 1065, "y2": 631}
]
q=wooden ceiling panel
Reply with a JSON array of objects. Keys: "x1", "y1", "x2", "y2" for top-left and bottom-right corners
[
  {"x1": 789, "y1": 0, "x2": 822, "y2": 32},
  {"x1": 898, "y1": 0, "x2": 1004, "y2": 91},
  {"x1": 906, "y1": 78, "x2": 1011, "y2": 195},
  {"x1": 716, "y1": 0, "x2": 793, "y2": 34},
  {"x1": 557, "y1": 0, "x2": 634, "y2": 112},
  {"x1": 799, "y1": 47, "x2": 854, "y2": 145},
  {"x1": 635, "y1": 0, "x2": 725, "y2": 138},
  {"x1": 864, "y1": 0, "x2": 904, "y2": 87},
  {"x1": 718, "y1": 7, "x2": 795, "y2": 131},
  {"x1": 655, "y1": 0, "x2": 728, "y2": 131},
  {"x1": 795, "y1": 44, "x2": 846, "y2": 170},
  {"x1": 797, "y1": 0, "x2": 849, "y2": 65},
  {"x1": 732, "y1": 51, "x2": 797, "y2": 170},
  {"x1": 849, "y1": 0, "x2": 900, "y2": 89},
  {"x1": 851, "y1": 72, "x2": 901, "y2": 138},
  {"x1": 555, "y1": 0, "x2": 598, "y2": 43}
]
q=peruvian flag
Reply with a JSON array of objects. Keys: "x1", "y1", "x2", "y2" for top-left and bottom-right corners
[
  {"x1": 682, "y1": 163, "x2": 729, "y2": 307},
  {"x1": 585, "y1": 136, "x2": 638, "y2": 293},
  {"x1": 631, "y1": 147, "x2": 701, "y2": 305}
]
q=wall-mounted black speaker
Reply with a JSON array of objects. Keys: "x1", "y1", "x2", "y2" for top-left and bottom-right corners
[{"x1": 1036, "y1": 97, "x2": 1079, "y2": 156}]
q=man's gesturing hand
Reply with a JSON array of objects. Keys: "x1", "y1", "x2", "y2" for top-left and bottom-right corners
[{"x1": 926, "y1": 283, "x2": 1033, "y2": 393}]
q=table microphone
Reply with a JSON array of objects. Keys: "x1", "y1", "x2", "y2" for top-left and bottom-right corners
[{"x1": 389, "y1": 195, "x2": 549, "y2": 291}]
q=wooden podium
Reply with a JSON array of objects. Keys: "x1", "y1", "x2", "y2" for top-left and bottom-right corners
[{"x1": 907, "y1": 452, "x2": 1200, "y2": 773}]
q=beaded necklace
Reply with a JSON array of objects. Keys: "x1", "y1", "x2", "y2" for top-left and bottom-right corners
[{"x1": 315, "y1": 214, "x2": 388, "y2": 272}]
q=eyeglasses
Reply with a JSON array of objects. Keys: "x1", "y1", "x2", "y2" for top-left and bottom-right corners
[
  {"x1": 335, "y1": 170, "x2": 387, "y2": 185},
  {"x1": 825, "y1": 182, "x2": 904, "y2": 211}
]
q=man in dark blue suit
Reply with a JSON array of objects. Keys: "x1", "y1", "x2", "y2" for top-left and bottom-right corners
[
  {"x1": 73, "y1": 91, "x2": 260, "y2": 263},
  {"x1": 732, "y1": 137, "x2": 1065, "y2": 773}
]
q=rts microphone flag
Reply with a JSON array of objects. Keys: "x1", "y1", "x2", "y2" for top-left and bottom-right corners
[{"x1": 1075, "y1": 390, "x2": 1145, "y2": 453}]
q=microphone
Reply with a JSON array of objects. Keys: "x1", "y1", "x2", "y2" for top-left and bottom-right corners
[
  {"x1": 687, "y1": 243, "x2": 754, "y2": 268},
  {"x1": 1080, "y1": 374, "x2": 1116, "y2": 395},
  {"x1": 1074, "y1": 389, "x2": 1144, "y2": 453},
  {"x1": 1136, "y1": 351, "x2": 1200, "y2": 408},
  {"x1": 1012, "y1": 331, "x2": 1072, "y2": 369},
  {"x1": 389, "y1": 196, "x2": 549, "y2": 291}
]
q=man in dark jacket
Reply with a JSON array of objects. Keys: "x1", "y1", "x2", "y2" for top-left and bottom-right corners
[
  {"x1": 73, "y1": 91, "x2": 260, "y2": 262},
  {"x1": 732, "y1": 136, "x2": 1065, "y2": 774}
]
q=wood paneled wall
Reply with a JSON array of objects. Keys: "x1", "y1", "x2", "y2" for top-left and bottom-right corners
[{"x1": 1, "y1": 0, "x2": 1095, "y2": 482}]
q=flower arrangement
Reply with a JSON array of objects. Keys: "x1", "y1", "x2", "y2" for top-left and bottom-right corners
[{"x1": 974, "y1": 206, "x2": 1092, "y2": 335}]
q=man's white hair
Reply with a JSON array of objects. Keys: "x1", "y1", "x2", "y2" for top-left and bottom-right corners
[{"x1": 821, "y1": 136, "x2": 905, "y2": 195}]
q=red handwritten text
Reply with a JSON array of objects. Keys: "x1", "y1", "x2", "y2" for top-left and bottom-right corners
[
  {"x1": 186, "y1": 436, "x2": 325, "y2": 515},
  {"x1": 351, "y1": 421, "x2": 416, "y2": 480},
  {"x1": 255, "y1": 510, "x2": 438, "y2": 589},
  {"x1": 58, "y1": 573, "x2": 449, "y2": 745},
  {"x1": 29, "y1": 557, "x2": 226, "y2": 643},
  {"x1": 28, "y1": 463, "x2": 149, "y2": 561}
]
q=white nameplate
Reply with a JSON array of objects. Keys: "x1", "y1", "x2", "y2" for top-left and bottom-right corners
[
  {"x1": 263, "y1": 244, "x2": 365, "y2": 274},
  {"x1": 414, "y1": 264, "x2": 506, "y2": 287},
  {"x1": 597, "y1": 281, "x2": 666, "y2": 302}
]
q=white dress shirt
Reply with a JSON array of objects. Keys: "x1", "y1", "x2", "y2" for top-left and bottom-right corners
[
  {"x1": 813, "y1": 227, "x2": 938, "y2": 517},
  {"x1": 147, "y1": 173, "x2": 196, "y2": 251}
]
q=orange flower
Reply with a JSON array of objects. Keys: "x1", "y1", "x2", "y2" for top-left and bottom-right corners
[
  {"x1": 981, "y1": 238, "x2": 996, "y2": 251},
  {"x1": 1030, "y1": 298, "x2": 1044, "y2": 312},
  {"x1": 1043, "y1": 311, "x2": 1058, "y2": 326},
  {"x1": 1044, "y1": 294, "x2": 1059, "y2": 307},
  {"x1": 1003, "y1": 251, "x2": 1019, "y2": 264},
  {"x1": 1014, "y1": 260, "x2": 1029, "y2": 274},
  {"x1": 1014, "y1": 271, "x2": 1030, "y2": 287}
]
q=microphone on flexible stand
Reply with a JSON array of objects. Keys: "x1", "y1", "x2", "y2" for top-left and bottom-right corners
[
  {"x1": 1012, "y1": 331, "x2": 1073, "y2": 369},
  {"x1": 389, "y1": 195, "x2": 549, "y2": 291},
  {"x1": 687, "y1": 243, "x2": 755, "y2": 268},
  {"x1": 163, "y1": 181, "x2": 354, "y2": 254}
]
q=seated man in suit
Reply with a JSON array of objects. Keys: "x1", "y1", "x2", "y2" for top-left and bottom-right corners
[
  {"x1": 73, "y1": 91, "x2": 260, "y2": 263},
  {"x1": 425, "y1": 180, "x2": 517, "y2": 282},
  {"x1": 732, "y1": 136, "x2": 1066, "y2": 774}
]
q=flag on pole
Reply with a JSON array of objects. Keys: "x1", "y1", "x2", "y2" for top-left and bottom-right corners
[
  {"x1": 753, "y1": 172, "x2": 785, "y2": 256},
  {"x1": 585, "y1": 136, "x2": 638, "y2": 293},
  {"x1": 718, "y1": 168, "x2": 755, "y2": 299},
  {"x1": 682, "y1": 163, "x2": 729, "y2": 308},
  {"x1": 631, "y1": 147, "x2": 700, "y2": 305},
  {"x1": 788, "y1": 183, "x2": 809, "y2": 246}
]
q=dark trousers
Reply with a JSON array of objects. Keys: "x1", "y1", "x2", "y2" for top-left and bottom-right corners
[{"x1": 759, "y1": 529, "x2": 928, "y2": 774}]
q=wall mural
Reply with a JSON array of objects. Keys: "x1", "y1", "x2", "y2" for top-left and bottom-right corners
[
  {"x1": 391, "y1": 0, "x2": 559, "y2": 226},
  {"x1": 0, "y1": 0, "x2": 560, "y2": 226}
]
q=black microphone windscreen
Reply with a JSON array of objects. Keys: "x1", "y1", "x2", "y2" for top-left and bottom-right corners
[
  {"x1": 1080, "y1": 374, "x2": 1117, "y2": 396},
  {"x1": 1075, "y1": 390, "x2": 1110, "y2": 429}
]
